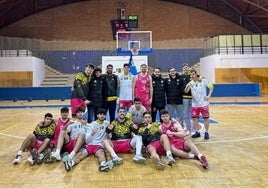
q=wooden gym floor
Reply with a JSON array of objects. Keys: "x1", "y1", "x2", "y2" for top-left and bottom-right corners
[{"x1": 0, "y1": 96, "x2": 268, "y2": 188}]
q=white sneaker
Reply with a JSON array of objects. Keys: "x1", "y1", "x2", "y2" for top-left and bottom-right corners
[
  {"x1": 98, "y1": 162, "x2": 110, "y2": 172},
  {"x1": 50, "y1": 152, "x2": 61, "y2": 162},
  {"x1": 13, "y1": 155, "x2": 22, "y2": 164},
  {"x1": 132, "y1": 154, "x2": 146, "y2": 164},
  {"x1": 62, "y1": 154, "x2": 72, "y2": 172},
  {"x1": 151, "y1": 156, "x2": 165, "y2": 170},
  {"x1": 112, "y1": 156, "x2": 123, "y2": 165},
  {"x1": 166, "y1": 154, "x2": 176, "y2": 165},
  {"x1": 27, "y1": 156, "x2": 35, "y2": 165}
]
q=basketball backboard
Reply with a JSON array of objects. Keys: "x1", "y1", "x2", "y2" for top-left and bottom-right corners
[{"x1": 116, "y1": 31, "x2": 152, "y2": 55}]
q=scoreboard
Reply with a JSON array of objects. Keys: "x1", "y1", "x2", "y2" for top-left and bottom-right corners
[{"x1": 111, "y1": 15, "x2": 138, "y2": 40}]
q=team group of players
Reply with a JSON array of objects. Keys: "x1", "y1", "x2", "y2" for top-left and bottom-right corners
[{"x1": 13, "y1": 62, "x2": 213, "y2": 171}]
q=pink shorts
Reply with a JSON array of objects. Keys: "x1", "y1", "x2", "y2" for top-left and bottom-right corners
[
  {"x1": 147, "y1": 140, "x2": 165, "y2": 156},
  {"x1": 191, "y1": 105, "x2": 209, "y2": 119},
  {"x1": 84, "y1": 145, "x2": 103, "y2": 156},
  {"x1": 170, "y1": 138, "x2": 185, "y2": 150},
  {"x1": 119, "y1": 100, "x2": 133, "y2": 110},
  {"x1": 70, "y1": 98, "x2": 86, "y2": 116},
  {"x1": 112, "y1": 139, "x2": 132, "y2": 153},
  {"x1": 63, "y1": 139, "x2": 77, "y2": 153},
  {"x1": 31, "y1": 139, "x2": 43, "y2": 151}
]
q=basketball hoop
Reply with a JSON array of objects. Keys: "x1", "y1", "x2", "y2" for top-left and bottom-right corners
[{"x1": 131, "y1": 47, "x2": 139, "y2": 56}]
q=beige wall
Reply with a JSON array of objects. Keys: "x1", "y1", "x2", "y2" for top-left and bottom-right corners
[{"x1": 0, "y1": 0, "x2": 250, "y2": 49}]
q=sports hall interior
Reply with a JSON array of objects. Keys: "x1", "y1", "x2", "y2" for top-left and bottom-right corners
[{"x1": 0, "y1": 1, "x2": 268, "y2": 188}]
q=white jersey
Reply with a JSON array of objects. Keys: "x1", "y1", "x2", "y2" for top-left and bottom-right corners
[
  {"x1": 128, "y1": 105, "x2": 147, "y2": 124},
  {"x1": 118, "y1": 73, "x2": 134, "y2": 100},
  {"x1": 67, "y1": 120, "x2": 87, "y2": 139},
  {"x1": 84, "y1": 120, "x2": 110, "y2": 145},
  {"x1": 189, "y1": 79, "x2": 211, "y2": 107}
]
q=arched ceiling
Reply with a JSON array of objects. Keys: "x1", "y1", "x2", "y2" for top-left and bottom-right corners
[{"x1": 0, "y1": 0, "x2": 268, "y2": 33}]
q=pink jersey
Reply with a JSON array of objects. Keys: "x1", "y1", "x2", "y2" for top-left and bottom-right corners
[
  {"x1": 160, "y1": 122, "x2": 178, "y2": 142},
  {"x1": 160, "y1": 122, "x2": 185, "y2": 150},
  {"x1": 135, "y1": 73, "x2": 151, "y2": 110},
  {"x1": 51, "y1": 118, "x2": 71, "y2": 146}
]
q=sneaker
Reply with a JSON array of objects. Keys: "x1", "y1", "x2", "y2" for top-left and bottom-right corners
[
  {"x1": 191, "y1": 131, "x2": 201, "y2": 138},
  {"x1": 132, "y1": 154, "x2": 146, "y2": 164},
  {"x1": 106, "y1": 160, "x2": 115, "y2": 170},
  {"x1": 27, "y1": 156, "x2": 35, "y2": 165},
  {"x1": 166, "y1": 154, "x2": 176, "y2": 165},
  {"x1": 28, "y1": 149, "x2": 38, "y2": 165},
  {"x1": 42, "y1": 151, "x2": 51, "y2": 163},
  {"x1": 31, "y1": 149, "x2": 42, "y2": 165},
  {"x1": 13, "y1": 155, "x2": 22, "y2": 164},
  {"x1": 98, "y1": 162, "x2": 110, "y2": 172},
  {"x1": 50, "y1": 151, "x2": 61, "y2": 162},
  {"x1": 204, "y1": 132, "x2": 210, "y2": 140},
  {"x1": 62, "y1": 154, "x2": 72, "y2": 172},
  {"x1": 200, "y1": 155, "x2": 208, "y2": 168},
  {"x1": 193, "y1": 155, "x2": 199, "y2": 160},
  {"x1": 112, "y1": 156, "x2": 123, "y2": 165},
  {"x1": 151, "y1": 156, "x2": 165, "y2": 170}
]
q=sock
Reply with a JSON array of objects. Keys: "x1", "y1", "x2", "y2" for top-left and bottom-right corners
[
  {"x1": 69, "y1": 151, "x2": 76, "y2": 159},
  {"x1": 18, "y1": 150, "x2": 23, "y2": 156},
  {"x1": 198, "y1": 153, "x2": 203, "y2": 160},
  {"x1": 166, "y1": 151, "x2": 172, "y2": 156},
  {"x1": 135, "y1": 138, "x2": 143, "y2": 155},
  {"x1": 111, "y1": 152, "x2": 117, "y2": 158},
  {"x1": 188, "y1": 153, "x2": 195, "y2": 159},
  {"x1": 55, "y1": 149, "x2": 61, "y2": 155}
]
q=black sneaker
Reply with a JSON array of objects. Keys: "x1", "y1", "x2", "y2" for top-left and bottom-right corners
[
  {"x1": 204, "y1": 132, "x2": 210, "y2": 140},
  {"x1": 191, "y1": 131, "x2": 201, "y2": 138}
]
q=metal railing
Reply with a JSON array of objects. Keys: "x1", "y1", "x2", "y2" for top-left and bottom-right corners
[{"x1": 204, "y1": 34, "x2": 268, "y2": 56}]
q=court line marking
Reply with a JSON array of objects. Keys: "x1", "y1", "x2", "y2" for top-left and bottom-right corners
[
  {"x1": 1, "y1": 101, "x2": 268, "y2": 109},
  {"x1": 0, "y1": 123, "x2": 20, "y2": 134},
  {"x1": 195, "y1": 135, "x2": 268, "y2": 144},
  {"x1": 0, "y1": 133, "x2": 24, "y2": 139}
]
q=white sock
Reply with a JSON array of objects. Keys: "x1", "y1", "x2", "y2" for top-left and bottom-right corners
[
  {"x1": 100, "y1": 161, "x2": 106, "y2": 166},
  {"x1": 111, "y1": 152, "x2": 117, "y2": 158},
  {"x1": 166, "y1": 151, "x2": 172, "y2": 156},
  {"x1": 18, "y1": 150, "x2": 23, "y2": 156},
  {"x1": 188, "y1": 153, "x2": 195, "y2": 159},
  {"x1": 198, "y1": 153, "x2": 203, "y2": 160},
  {"x1": 55, "y1": 149, "x2": 61, "y2": 155},
  {"x1": 135, "y1": 138, "x2": 143, "y2": 155}
]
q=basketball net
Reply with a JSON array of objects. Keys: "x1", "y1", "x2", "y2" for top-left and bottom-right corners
[{"x1": 131, "y1": 46, "x2": 139, "y2": 56}]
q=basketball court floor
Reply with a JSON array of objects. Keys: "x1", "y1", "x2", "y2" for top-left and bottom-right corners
[{"x1": 0, "y1": 96, "x2": 267, "y2": 187}]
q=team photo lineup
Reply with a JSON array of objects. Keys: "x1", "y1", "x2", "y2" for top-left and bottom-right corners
[
  {"x1": 1, "y1": 1, "x2": 267, "y2": 187},
  {"x1": 12, "y1": 62, "x2": 213, "y2": 172}
]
